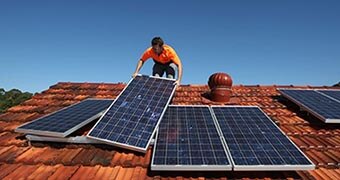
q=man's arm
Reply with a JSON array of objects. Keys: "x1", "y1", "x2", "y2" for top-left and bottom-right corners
[
  {"x1": 132, "y1": 60, "x2": 144, "y2": 78},
  {"x1": 176, "y1": 60, "x2": 183, "y2": 85},
  {"x1": 167, "y1": 46, "x2": 182, "y2": 85}
]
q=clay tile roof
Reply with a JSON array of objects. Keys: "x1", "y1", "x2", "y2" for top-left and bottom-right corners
[{"x1": 0, "y1": 82, "x2": 339, "y2": 179}]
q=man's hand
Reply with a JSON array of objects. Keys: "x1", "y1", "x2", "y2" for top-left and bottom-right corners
[
  {"x1": 132, "y1": 72, "x2": 138, "y2": 78},
  {"x1": 174, "y1": 80, "x2": 180, "y2": 86}
]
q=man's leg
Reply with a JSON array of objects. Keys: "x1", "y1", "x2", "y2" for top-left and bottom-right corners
[
  {"x1": 152, "y1": 63, "x2": 165, "y2": 77},
  {"x1": 166, "y1": 63, "x2": 177, "y2": 79}
]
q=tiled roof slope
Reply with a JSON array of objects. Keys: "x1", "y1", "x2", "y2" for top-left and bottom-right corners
[{"x1": 0, "y1": 82, "x2": 340, "y2": 180}]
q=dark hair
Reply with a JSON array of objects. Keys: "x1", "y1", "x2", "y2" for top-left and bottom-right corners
[{"x1": 151, "y1": 37, "x2": 164, "y2": 46}]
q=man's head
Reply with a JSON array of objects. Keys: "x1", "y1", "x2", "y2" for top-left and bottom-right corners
[{"x1": 151, "y1": 37, "x2": 164, "y2": 54}]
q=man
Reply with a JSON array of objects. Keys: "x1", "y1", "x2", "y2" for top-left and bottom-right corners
[{"x1": 132, "y1": 37, "x2": 183, "y2": 85}]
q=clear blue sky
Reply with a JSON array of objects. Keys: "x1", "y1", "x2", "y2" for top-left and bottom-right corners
[{"x1": 1, "y1": 0, "x2": 339, "y2": 93}]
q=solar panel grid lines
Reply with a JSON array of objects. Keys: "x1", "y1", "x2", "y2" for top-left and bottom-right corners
[
  {"x1": 211, "y1": 106, "x2": 264, "y2": 170},
  {"x1": 279, "y1": 89, "x2": 340, "y2": 123},
  {"x1": 252, "y1": 106, "x2": 315, "y2": 169},
  {"x1": 188, "y1": 105, "x2": 231, "y2": 168},
  {"x1": 210, "y1": 105, "x2": 315, "y2": 171},
  {"x1": 311, "y1": 89, "x2": 340, "y2": 123},
  {"x1": 15, "y1": 99, "x2": 114, "y2": 137},
  {"x1": 151, "y1": 105, "x2": 232, "y2": 171},
  {"x1": 208, "y1": 106, "x2": 236, "y2": 168},
  {"x1": 87, "y1": 75, "x2": 177, "y2": 153},
  {"x1": 316, "y1": 89, "x2": 340, "y2": 102}
]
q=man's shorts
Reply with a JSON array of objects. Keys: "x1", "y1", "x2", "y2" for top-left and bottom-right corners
[{"x1": 152, "y1": 62, "x2": 177, "y2": 79}]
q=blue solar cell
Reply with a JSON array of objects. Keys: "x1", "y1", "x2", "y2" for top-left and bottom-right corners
[
  {"x1": 280, "y1": 89, "x2": 340, "y2": 123},
  {"x1": 151, "y1": 105, "x2": 231, "y2": 171},
  {"x1": 88, "y1": 75, "x2": 176, "y2": 153},
  {"x1": 15, "y1": 99, "x2": 113, "y2": 137},
  {"x1": 317, "y1": 90, "x2": 340, "y2": 102},
  {"x1": 212, "y1": 106, "x2": 314, "y2": 171}
]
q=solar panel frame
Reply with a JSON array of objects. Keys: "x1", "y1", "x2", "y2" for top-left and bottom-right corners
[
  {"x1": 15, "y1": 98, "x2": 113, "y2": 137},
  {"x1": 25, "y1": 134, "x2": 102, "y2": 144},
  {"x1": 210, "y1": 105, "x2": 315, "y2": 171},
  {"x1": 87, "y1": 74, "x2": 177, "y2": 153},
  {"x1": 279, "y1": 88, "x2": 340, "y2": 123},
  {"x1": 151, "y1": 105, "x2": 232, "y2": 171}
]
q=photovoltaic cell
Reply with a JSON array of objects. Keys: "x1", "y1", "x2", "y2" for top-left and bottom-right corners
[
  {"x1": 151, "y1": 105, "x2": 231, "y2": 171},
  {"x1": 15, "y1": 99, "x2": 113, "y2": 137},
  {"x1": 317, "y1": 90, "x2": 340, "y2": 102},
  {"x1": 279, "y1": 89, "x2": 340, "y2": 123},
  {"x1": 211, "y1": 106, "x2": 314, "y2": 171},
  {"x1": 87, "y1": 75, "x2": 176, "y2": 153}
]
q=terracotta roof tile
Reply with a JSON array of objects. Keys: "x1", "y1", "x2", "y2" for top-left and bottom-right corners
[
  {"x1": 0, "y1": 121, "x2": 23, "y2": 131},
  {"x1": 111, "y1": 151, "x2": 122, "y2": 165},
  {"x1": 118, "y1": 152, "x2": 129, "y2": 166},
  {"x1": 304, "y1": 168, "x2": 340, "y2": 179},
  {"x1": 283, "y1": 124, "x2": 340, "y2": 135},
  {"x1": 0, "y1": 112, "x2": 40, "y2": 122},
  {"x1": 109, "y1": 149, "x2": 152, "y2": 168},
  {"x1": 108, "y1": 166, "x2": 123, "y2": 179},
  {"x1": 71, "y1": 148, "x2": 99, "y2": 166},
  {"x1": 296, "y1": 170, "x2": 315, "y2": 179},
  {"x1": 89, "y1": 148, "x2": 115, "y2": 166},
  {"x1": 27, "y1": 164, "x2": 60, "y2": 179},
  {"x1": 70, "y1": 165, "x2": 101, "y2": 180},
  {"x1": 121, "y1": 166, "x2": 135, "y2": 179},
  {"x1": 274, "y1": 116, "x2": 308, "y2": 125},
  {"x1": 0, "y1": 146, "x2": 13, "y2": 156},
  {"x1": 93, "y1": 165, "x2": 118, "y2": 180},
  {"x1": 124, "y1": 153, "x2": 135, "y2": 167},
  {"x1": 304, "y1": 149, "x2": 340, "y2": 168},
  {"x1": 0, "y1": 163, "x2": 22, "y2": 179},
  {"x1": 15, "y1": 147, "x2": 48, "y2": 164},
  {"x1": 0, "y1": 145, "x2": 29, "y2": 163},
  {"x1": 1, "y1": 82, "x2": 340, "y2": 179},
  {"x1": 2, "y1": 164, "x2": 40, "y2": 179},
  {"x1": 131, "y1": 166, "x2": 144, "y2": 179},
  {"x1": 33, "y1": 147, "x2": 67, "y2": 165},
  {"x1": 113, "y1": 166, "x2": 136, "y2": 180},
  {"x1": 47, "y1": 164, "x2": 80, "y2": 180},
  {"x1": 60, "y1": 148, "x2": 83, "y2": 166},
  {"x1": 0, "y1": 132, "x2": 27, "y2": 146}
]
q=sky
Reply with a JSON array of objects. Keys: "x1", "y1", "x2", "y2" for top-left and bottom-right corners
[{"x1": 1, "y1": 0, "x2": 339, "y2": 93}]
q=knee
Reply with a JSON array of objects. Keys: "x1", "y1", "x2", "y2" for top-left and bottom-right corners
[{"x1": 167, "y1": 74, "x2": 174, "y2": 79}]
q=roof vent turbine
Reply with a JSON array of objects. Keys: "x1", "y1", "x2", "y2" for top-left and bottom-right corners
[{"x1": 208, "y1": 72, "x2": 233, "y2": 102}]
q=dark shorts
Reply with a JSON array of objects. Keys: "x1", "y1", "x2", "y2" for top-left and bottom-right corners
[{"x1": 152, "y1": 61, "x2": 177, "y2": 79}]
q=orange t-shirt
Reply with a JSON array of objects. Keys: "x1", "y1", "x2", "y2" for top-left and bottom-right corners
[{"x1": 140, "y1": 45, "x2": 181, "y2": 65}]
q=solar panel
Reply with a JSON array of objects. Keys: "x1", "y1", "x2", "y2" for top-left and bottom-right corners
[
  {"x1": 15, "y1": 99, "x2": 113, "y2": 137},
  {"x1": 151, "y1": 105, "x2": 232, "y2": 171},
  {"x1": 279, "y1": 89, "x2": 340, "y2": 123},
  {"x1": 211, "y1": 106, "x2": 314, "y2": 171},
  {"x1": 317, "y1": 89, "x2": 340, "y2": 102},
  {"x1": 87, "y1": 75, "x2": 176, "y2": 153}
]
